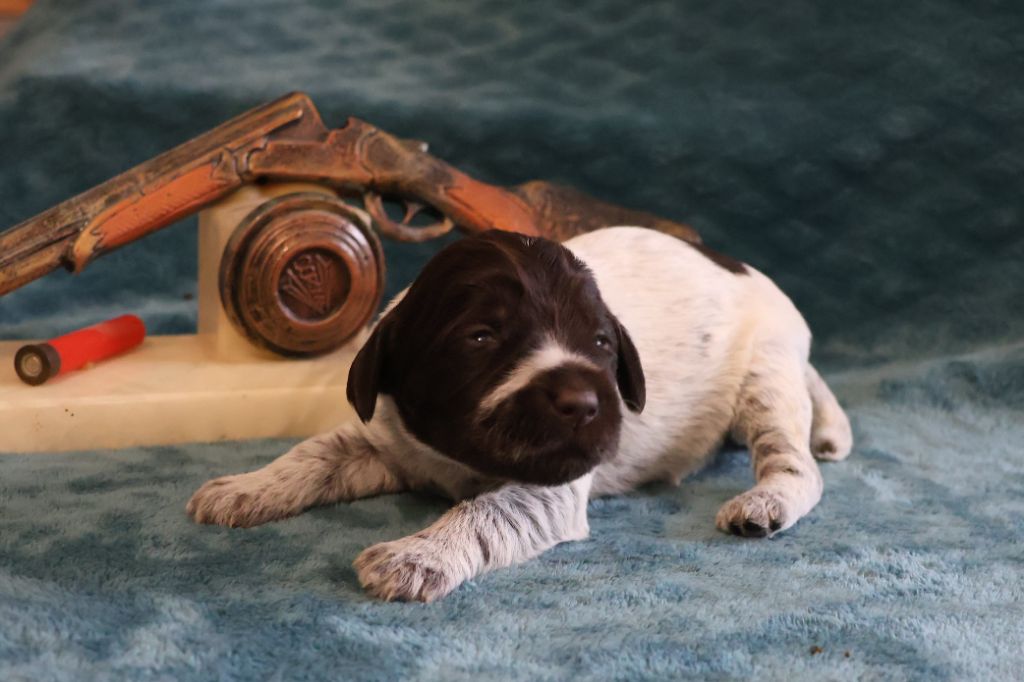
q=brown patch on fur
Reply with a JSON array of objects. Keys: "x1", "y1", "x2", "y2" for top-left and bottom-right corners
[
  {"x1": 759, "y1": 461, "x2": 803, "y2": 478},
  {"x1": 814, "y1": 439, "x2": 837, "y2": 456},
  {"x1": 475, "y1": 529, "x2": 492, "y2": 563},
  {"x1": 754, "y1": 434, "x2": 792, "y2": 459},
  {"x1": 745, "y1": 394, "x2": 771, "y2": 414},
  {"x1": 687, "y1": 242, "x2": 748, "y2": 275}
]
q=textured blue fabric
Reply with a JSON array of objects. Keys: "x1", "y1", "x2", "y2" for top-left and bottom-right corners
[{"x1": 1, "y1": 0, "x2": 1022, "y2": 679}]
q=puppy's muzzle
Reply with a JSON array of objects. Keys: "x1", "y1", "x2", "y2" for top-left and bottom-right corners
[
  {"x1": 469, "y1": 360, "x2": 623, "y2": 485},
  {"x1": 547, "y1": 376, "x2": 599, "y2": 429},
  {"x1": 531, "y1": 365, "x2": 612, "y2": 434}
]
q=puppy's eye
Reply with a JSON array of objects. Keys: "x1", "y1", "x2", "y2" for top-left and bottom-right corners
[
  {"x1": 468, "y1": 328, "x2": 496, "y2": 344},
  {"x1": 595, "y1": 333, "x2": 613, "y2": 350}
]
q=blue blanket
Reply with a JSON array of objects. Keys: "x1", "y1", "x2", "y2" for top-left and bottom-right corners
[{"x1": 1, "y1": 1, "x2": 1022, "y2": 679}]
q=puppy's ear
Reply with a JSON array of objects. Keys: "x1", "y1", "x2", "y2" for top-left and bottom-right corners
[
  {"x1": 346, "y1": 319, "x2": 392, "y2": 423},
  {"x1": 614, "y1": 318, "x2": 646, "y2": 413}
]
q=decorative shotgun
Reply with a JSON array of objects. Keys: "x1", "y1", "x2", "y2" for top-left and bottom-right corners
[{"x1": 0, "y1": 92, "x2": 698, "y2": 299}]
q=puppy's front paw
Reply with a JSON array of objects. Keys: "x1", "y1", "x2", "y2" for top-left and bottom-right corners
[
  {"x1": 354, "y1": 537, "x2": 463, "y2": 602},
  {"x1": 716, "y1": 488, "x2": 791, "y2": 538},
  {"x1": 186, "y1": 473, "x2": 288, "y2": 528}
]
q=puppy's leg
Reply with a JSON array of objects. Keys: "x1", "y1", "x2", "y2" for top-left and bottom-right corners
[
  {"x1": 355, "y1": 476, "x2": 591, "y2": 602},
  {"x1": 187, "y1": 425, "x2": 405, "y2": 528},
  {"x1": 806, "y1": 364, "x2": 853, "y2": 461},
  {"x1": 717, "y1": 346, "x2": 823, "y2": 537}
]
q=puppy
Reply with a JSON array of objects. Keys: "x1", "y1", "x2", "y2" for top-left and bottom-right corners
[{"x1": 187, "y1": 227, "x2": 852, "y2": 601}]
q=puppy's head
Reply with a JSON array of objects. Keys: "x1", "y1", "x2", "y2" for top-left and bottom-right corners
[{"x1": 347, "y1": 230, "x2": 645, "y2": 486}]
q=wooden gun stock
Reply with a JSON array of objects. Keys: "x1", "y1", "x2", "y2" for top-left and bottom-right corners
[{"x1": 0, "y1": 92, "x2": 698, "y2": 298}]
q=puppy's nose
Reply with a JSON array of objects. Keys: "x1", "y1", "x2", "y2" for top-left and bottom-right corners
[{"x1": 552, "y1": 387, "x2": 599, "y2": 427}]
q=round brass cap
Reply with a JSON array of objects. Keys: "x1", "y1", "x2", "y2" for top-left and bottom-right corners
[{"x1": 219, "y1": 193, "x2": 385, "y2": 356}]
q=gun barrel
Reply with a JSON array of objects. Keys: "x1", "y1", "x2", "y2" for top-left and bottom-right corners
[
  {"x1": 0, "y1": 92, "x2": 326, "y2": 297},
  {"x1": 0, "y1": 210, "x2": 84, "y2": 296}
]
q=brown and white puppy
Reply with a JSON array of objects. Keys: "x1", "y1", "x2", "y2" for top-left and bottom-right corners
[{"x1": 187, "y1": 227, "x2": 853, "y2": 602}]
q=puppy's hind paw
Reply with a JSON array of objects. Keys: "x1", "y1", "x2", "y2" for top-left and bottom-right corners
[
  {"x1": 354, "y1": 536, "x2": 463, "y2": 603},
  {"x1": 716, "y1": 488, "x2": 792, "y2": 538},
  {"x1": 811, "y1": 421, "x2": 853, "y2": 461},
  {"x1": 806, "y1": 365, "x2": 854, "y2": 461},
  {"x1": 810, "y1": 397, "x2": 853, "y2": 462}
]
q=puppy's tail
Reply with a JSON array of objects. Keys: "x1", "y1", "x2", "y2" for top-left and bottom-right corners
[{"x1": 806, "y1": 364, "x2": 853, "y2": 461}]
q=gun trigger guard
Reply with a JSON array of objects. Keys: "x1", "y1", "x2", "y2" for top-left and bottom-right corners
[{"x1": 362, "y1": 191, "x2": 455, "y2": 243}]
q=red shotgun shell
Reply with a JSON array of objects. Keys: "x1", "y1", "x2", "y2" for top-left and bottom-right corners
[{"x1": 14, "y1": 314, "x2": 146, "y2": 386}]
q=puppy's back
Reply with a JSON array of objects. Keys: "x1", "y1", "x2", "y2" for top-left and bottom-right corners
[
  {"x1": 565, "y1": 227, "x2": 801, "y2": 491},
  {"x1": 564, "y1": 226, "x2": 753, "y2": 371}
]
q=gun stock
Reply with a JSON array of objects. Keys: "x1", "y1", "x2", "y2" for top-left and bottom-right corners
[{"x1": 0, "y1": 92, "x2": 698, "y2": 298}]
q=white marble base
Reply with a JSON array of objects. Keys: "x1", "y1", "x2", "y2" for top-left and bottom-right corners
[
  {"x1": 0, "y1": 334, "x2": 357, "y2": 453},
  {"x1": 0, "y1": 183, "x2": 364, "y2": 454}
]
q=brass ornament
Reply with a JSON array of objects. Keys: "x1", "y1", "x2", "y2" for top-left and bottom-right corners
[{"x1": 219, "y1": 193, "x2": 384, "y2": 356}]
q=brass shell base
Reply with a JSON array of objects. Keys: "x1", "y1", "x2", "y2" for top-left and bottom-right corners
[{"x1": 219, "y1": 193, "x2": 385, "y2": 356}]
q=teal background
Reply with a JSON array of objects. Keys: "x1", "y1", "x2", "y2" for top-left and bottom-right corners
[{"x1": 1, "y1": 1, "x2": 1022, "y2": 679}]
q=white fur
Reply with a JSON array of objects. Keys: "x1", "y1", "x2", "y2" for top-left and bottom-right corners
[
  {"x1": 478, "y1": 338, "x2": 598, "y2": 417},
  {"x1": 187, "y1": 226, "x2": 853, "y2": 601}
]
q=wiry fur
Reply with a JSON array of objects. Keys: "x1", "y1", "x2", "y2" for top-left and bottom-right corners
[{"x1": 187, "y1": 227, "x2": 852, "y2": 601}]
